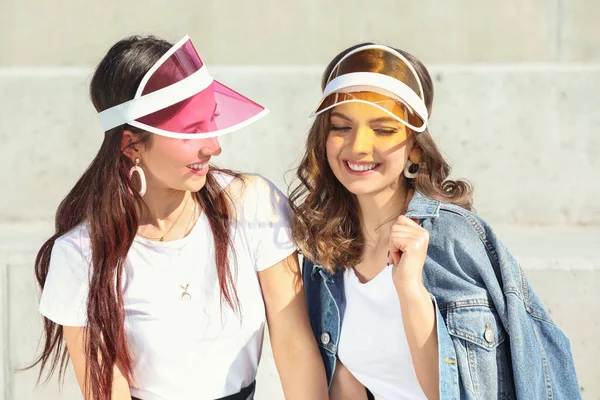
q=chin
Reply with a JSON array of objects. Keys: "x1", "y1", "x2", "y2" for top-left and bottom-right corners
[
  {"x1": 340, "y1": 181, "x2": 381, "y2": 197},
  {"x1": 185, "y1": 177, "x2": 208, "y2": 192},
  {"x1": 340, "y1": 176, "x2": 401, "y2": 198}
]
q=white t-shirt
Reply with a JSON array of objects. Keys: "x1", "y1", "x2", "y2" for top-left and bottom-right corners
[
  {"x1": 338, "y1": 266, "x2": 427, "y2": 400},
  {"x1": 39, "y1": 173, "x2": 296, "y2": 400}
]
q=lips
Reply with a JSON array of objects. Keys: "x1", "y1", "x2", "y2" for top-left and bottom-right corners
[
  {"x1": 343, "y1": 160, "x2": 382, "y2": 176},
  {"x1": 186, "y1": 158, "x2": 210, "y2": 176},
  {"x1": 346, "y1": 161, "x2": 379, "y2": 172},
  {"x1": 187, "y1": 162, "x2": 209, "y2": 170}
]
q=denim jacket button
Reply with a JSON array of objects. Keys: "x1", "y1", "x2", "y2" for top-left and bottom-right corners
[
  {"x1": 484, "y1": 328, "x2": 495, "y2": 343},
  {"x1": 321, "y1": 332, "x2": 331, "y2": 345}
]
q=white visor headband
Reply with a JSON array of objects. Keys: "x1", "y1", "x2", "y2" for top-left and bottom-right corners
[
  {"x1": 97, "y1": 35, "x2": 269, "y2": 139},
  {"x1": 310, "y1": 44, "x2": 428, "y2": 133}
]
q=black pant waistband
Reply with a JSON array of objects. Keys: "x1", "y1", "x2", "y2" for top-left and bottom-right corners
[{"x1": 131, "y1": 380, "x2": 256, "y2": 400}]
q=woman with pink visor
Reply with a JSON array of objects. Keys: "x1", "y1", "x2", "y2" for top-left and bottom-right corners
[{"x1": 28, "y1": 35, "x2": 328, "y2": 400}]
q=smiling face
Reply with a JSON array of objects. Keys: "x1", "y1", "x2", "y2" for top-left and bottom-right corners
[
  {"x1": 325, "y1": 92, "x2": 413, "y2": 197},
  {"x1": 123, "y1": 131, "x2": 222, "y2": 194}
]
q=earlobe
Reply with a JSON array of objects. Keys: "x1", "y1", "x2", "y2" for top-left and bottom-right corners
[
  {"x1": 409, "y1": 146, "x2": 423, "y2": 164},
  {"x1": 404, "y1": 146, "x2": 423, "y2": 180}
]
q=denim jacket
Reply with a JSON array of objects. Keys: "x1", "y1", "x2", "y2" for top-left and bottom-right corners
[{"x1": 302, "y1": 191, "x2": 581, "y2": 399}]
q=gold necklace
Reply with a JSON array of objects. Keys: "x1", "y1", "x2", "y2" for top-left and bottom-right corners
[
  {"x1": 138, "y1": 194, "x2": 192, "y2": 242},
  {"x1": 137, "y1": 198, "x2": 199, "y2": 301},
  {"x1": 178, "y1": 202, "x2": 199, "y2": 300}
]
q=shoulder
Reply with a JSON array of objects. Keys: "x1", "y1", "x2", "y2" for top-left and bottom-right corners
[
  {"x1": 223, "y1": 173, "x2": 285, "y2": 200},
  {"x1": 431, "y1": 203, "x2": 499, "y2": 260},
  {"x1": 407, "y1": 190, "x2": 493, "y2": 252},
  {"x1": 222, "y1": 173, "x2": 290, "y2": 222},
  {"x1": 419, "y1": 199, "x2": 522, "y2": 298},
  {"x1": 434, "y1": 204, "x2": 487, "y2": 240},
  {"x1": 410, "y1": 193, "x2": 502, "y2": 278},
  {"x1": 40, "y1": 224, "x2": 92, "y2": 326},
  {"x1": 52, "y1": 223, "x2": 92, "y2": 264}
]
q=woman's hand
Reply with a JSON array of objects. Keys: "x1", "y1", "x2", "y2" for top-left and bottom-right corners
[{"x1": 388, "y1": 216, "x2": 430, "y2": 291}]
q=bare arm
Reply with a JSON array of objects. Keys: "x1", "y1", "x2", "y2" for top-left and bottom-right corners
[
  {"x1": 396, "y1": 285, "x2": 439, "y2": 400},
  {"x1": 390, "y1": 216, "x2": 439, "y2": 400},
  {"x1": 63, "y1": 326, "x2": 131, "y2": 400},
  {"x1": 330, "y1": 359, "x2": 369, "y2": 400},
  {"x1": 258, "y1": 252, "x2": 329, "y2": 400}
]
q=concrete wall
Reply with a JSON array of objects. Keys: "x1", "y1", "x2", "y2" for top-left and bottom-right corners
[
  {"x1": 1, "y1": 0, "x2": 598, "y2": 399},
  {"x1": 3, "y1": 66, "x2": 599, "y2": 225},
  {"x1": 1, "y1": 0, "x2": 599, "y2": 65}
]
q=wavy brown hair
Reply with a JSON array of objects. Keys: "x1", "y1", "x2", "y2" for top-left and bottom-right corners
[
  {"x1": 25, "y1": 36, "x2": 241, "y2": 399},
  {"x1": 290, "y1": 42, "x2": 473, "y2": 272}
]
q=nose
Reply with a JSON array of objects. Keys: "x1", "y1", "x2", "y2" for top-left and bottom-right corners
[
  {"x1": 199, "y1": 137, "x2": 222, "y2": 156},
  {"x1": 350, "y1": 126, "x2": 373, "y2": 156}
]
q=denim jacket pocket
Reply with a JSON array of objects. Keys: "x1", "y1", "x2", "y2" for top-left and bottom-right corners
[
  {"x1": 447, "y1": 303, "x2": 506, "y2": 350},
  {"x1": 445, "y1": 303, "x2": 516, "y2": 399}
]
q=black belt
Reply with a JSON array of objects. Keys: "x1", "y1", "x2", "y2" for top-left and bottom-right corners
[
  {"x1": 218, "y1": 381, "x2": 255, "y2": 400},
  {"x1": 132, "y1": 380, "x2": 256, "y2": 400}
]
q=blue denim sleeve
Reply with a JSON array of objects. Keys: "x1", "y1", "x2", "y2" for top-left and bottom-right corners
[
  {"x1": 434, "y1": 207, "x2": 581, "y2": 399},
  {"x1": 473, "y1": 214, "x2": 582, "y2": 400}
]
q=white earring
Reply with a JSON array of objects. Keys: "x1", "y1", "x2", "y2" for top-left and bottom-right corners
[
  {"x1": 129, "y1": 158, "x2": 147, "y2": 197},
  {"x1": 404, "y1": 160, "x2": 419, "y2": 179}
]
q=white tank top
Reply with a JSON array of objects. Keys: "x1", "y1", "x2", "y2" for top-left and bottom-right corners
[{"x1": 338, "y1": 265, "x2": 428, "y2": 400}]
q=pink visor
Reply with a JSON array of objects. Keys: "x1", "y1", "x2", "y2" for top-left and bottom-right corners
[{"x1": 98, "y1": 35, "x2": 269, "y2": 139}]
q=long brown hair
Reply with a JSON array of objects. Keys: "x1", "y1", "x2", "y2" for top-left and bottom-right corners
[
  {"x1": 27, "y1": 36, "x2": 241, "y2": 399},
  {"x1": 290, "y1": 42, "x2": 473, "y2": 272}
]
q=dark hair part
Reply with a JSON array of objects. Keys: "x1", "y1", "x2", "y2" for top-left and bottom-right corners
[
  {"x1": 27, "y1": 35, "x2": 241, "y2": 399},
  {"x1": 290, "y1": 42, "x2": 473, "y2": 272}
]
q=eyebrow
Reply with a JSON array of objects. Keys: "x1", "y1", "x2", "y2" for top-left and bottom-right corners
[
  {"x1": 330, "y1": 111, "x2": 353, "y2": 122},
  {"x1": 330, "y1": 112, "x2": 401, "y2": 125},
  {"x1": 369, "y1": 116, "x2": 402, "y2": 124}
]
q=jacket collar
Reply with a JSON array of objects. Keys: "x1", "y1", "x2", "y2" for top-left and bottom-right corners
[{"x1": 405, "y1": 190, "x2": 441, "y2": 219}]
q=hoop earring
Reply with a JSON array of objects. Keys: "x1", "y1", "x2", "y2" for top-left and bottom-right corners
[
  {"x1": 404, "y1": 159, "x2": 419, "y2": 179},
  {"x1": 129, "y1": 158, "x2": 147, "y2": 197}
]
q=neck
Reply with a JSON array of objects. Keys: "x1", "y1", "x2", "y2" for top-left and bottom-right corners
[
  {"x1": 356, "y1": 179, "x2": 412, "y2": 248},
  {"x1": 134, "y1": 171, "x2": 206, "y2": 242},
  {"x1": 142, "y1": 189, "x2": 190, "y2": 221},
  {"x1": 136, "y1": 174, "x2": 200, "y2": 241}
]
